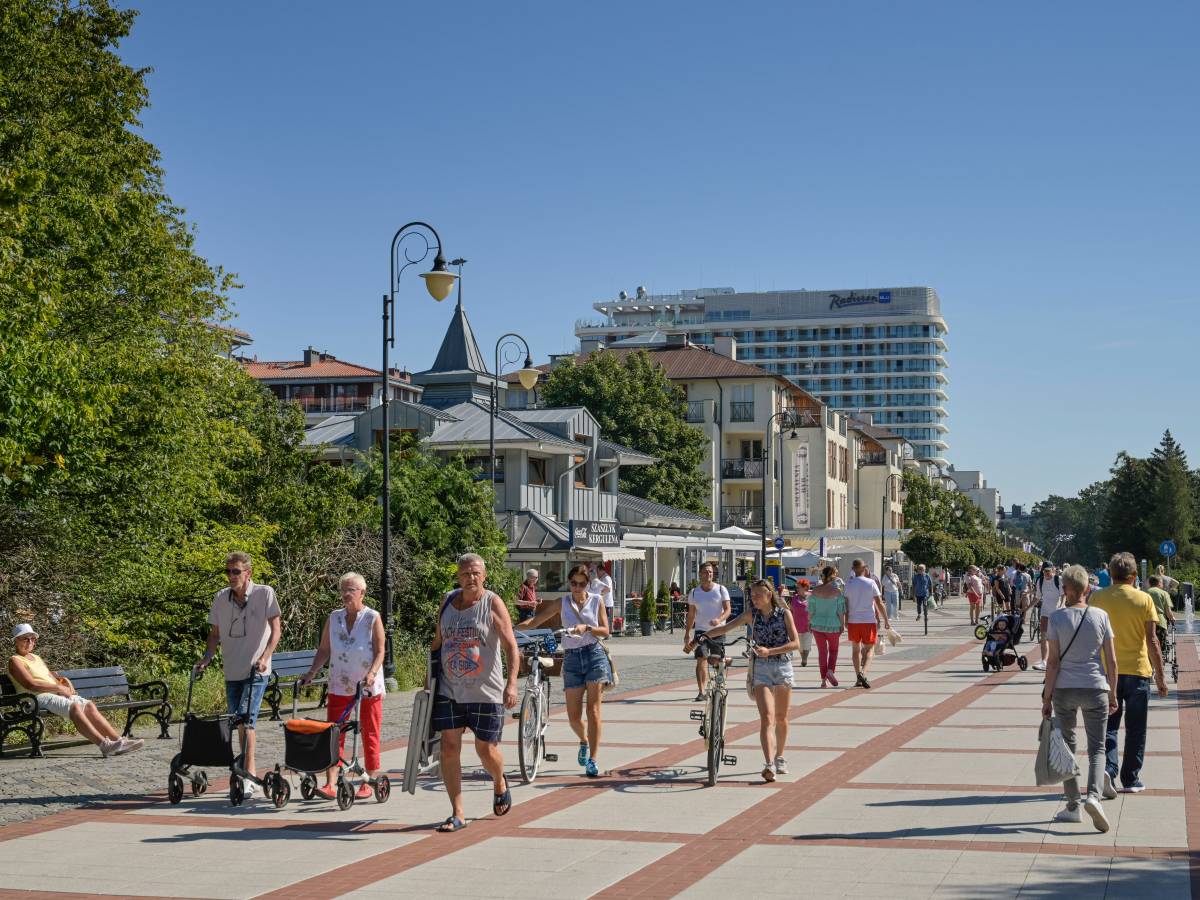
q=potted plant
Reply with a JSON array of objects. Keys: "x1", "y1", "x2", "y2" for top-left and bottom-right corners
[{"x1": 640, "y1": 584, "x2": 655, "y2": 636}]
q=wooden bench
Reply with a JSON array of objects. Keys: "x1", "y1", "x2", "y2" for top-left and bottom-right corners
[
  {"x1": 1, "y1": 666, "x2": 171, "y2": 758},
  {"x1": 264, "y1": 649, "x2": 328, "y2": 721}
]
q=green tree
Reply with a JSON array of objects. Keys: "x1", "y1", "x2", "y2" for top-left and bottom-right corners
[
  {"x1": 1100, "y1": 452, "x2": 1154, "y2": 561},
  {"x1": 1148, "y1": 431, "x2": 1195, "y2": 563},
  {"x1": 539, "y1": 351, "x2": 710, "y2": 515}
]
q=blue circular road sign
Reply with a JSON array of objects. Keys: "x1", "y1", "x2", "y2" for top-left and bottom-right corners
[
  {"x1": 1160, "y1": 540, "x2": 1177, "y2": 558},
  {"x1": 774, "y1": 536, "x2": 786, "y2": 551}
]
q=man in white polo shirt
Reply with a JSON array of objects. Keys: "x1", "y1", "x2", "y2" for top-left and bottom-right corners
[
  {"x1": 683, "y1": 562, "x2": 731, "y2": 701},
  {"x1": 195, "y1": 551, "x2": 281, "y2": 798},
  {"x1": 846, "y1": 559, "x2": 891, "y2": 690},
  {"x1": 589, "y1": 563, "x2": 614, "y2": 636}
]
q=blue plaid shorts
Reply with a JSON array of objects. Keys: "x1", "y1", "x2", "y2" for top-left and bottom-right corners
[{"x1": 431, "y1": 696, "x2": 505, "y2": 744}]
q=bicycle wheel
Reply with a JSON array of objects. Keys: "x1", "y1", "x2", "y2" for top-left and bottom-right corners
[
  {"x1": 517, "y1": 690, "x2": 541, "y2": 783},
  {"x1": 705, "y1": 691, "x2": 726, "y2": 787}
]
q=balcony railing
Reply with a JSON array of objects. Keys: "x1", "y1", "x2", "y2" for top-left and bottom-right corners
[
  {"x1": 686, "y1": 400, "x2": 707, "y2": 423},
  {"x1": 729, "y1": 401, "x2": 755, "y2": 422},
  {"x1": 722, "y1": 458, "x2": 765, "y2": 479},
  {"x1": 720, "y1": 506, "x2": 762, "y2": 528},
  {"x1": 858, "y1": 451, "x2": 888, "y2": 466},
  {"x1": 288, "y1": 396, "x2": 373, "y2": 413}
]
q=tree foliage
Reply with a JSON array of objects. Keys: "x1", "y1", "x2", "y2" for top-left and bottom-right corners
[{"x1": 539, "y1": 351, "x2": 711, "y2": 515}]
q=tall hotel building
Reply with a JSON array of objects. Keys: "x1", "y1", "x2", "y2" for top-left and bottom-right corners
[{"x1": 575, "y1": 286, "x2": 949, "y2": 467}]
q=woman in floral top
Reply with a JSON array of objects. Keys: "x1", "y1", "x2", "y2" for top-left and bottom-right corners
[
  {"x1": 689, "y1": 579, "x2": 799, "y2": 782},
  {"x1": 301, "y1": 572, "x2": 386, "y2": 800}
]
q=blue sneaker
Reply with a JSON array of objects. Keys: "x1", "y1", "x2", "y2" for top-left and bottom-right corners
[
  {"x1": 577, "y1": 743, "x2": 588, "y2": 766},
  {"x1": 585, "y1": 758, "x2": 599, "y2": 778}
]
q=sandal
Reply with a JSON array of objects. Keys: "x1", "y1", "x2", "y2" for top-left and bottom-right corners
[
  {"x1": 437, "y1": 816, "x2": 468, "y2": 833},
  {"x1": 493, "y1": 779, "x2": 512, "y2": 817}
]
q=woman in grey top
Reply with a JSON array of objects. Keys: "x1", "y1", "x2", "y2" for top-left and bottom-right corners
[{"x1": 1041, "y1": 564, "x2": 1118, "y2": 833}]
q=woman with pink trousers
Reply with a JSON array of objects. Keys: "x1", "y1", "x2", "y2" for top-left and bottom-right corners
[{"x1": 807, "y1": 567, "x2": 847, "y2": 688}]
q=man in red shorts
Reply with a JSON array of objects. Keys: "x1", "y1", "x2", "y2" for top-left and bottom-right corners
[{"x1": 845, "y1": 559, "x2": 892, "y2": 689}]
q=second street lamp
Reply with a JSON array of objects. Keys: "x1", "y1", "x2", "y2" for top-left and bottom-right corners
[
  {"x1": 381, "y1": 221, "x2": 457, "y2": 687},
  {"x1": 490, "y1": 333, "x2": 540, "y2": 485},
  {"x1": 760, "y1": 409, "x2": 796, "y2": 580}
]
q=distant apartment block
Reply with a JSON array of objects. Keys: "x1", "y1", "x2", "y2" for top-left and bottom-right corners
[{"x1": 575, "y1": 286, "x2": 949, "y2": 467}]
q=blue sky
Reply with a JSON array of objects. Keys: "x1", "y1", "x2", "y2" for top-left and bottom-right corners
[{"x1": 118, "y1": 1, "x2": 1199, "y2": 508}]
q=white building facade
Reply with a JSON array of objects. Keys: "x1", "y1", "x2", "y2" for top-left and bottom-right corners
[{"x1": 575, "y1": 286, "x2": 949, "y2": 468}]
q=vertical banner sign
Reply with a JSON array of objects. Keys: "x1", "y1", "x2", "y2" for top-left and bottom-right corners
[{"x1": 792, "y1": 443, "x2": 810, "y2": 530}]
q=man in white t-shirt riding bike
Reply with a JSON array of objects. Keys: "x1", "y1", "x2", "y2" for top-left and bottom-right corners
[{"x1": 683, "y1": 562, "x2": 731, "y2": 702}]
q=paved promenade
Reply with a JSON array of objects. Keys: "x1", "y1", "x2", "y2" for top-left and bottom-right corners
[{"x1": 1, "y1": 602, "x2": 1196, "y2": 899}]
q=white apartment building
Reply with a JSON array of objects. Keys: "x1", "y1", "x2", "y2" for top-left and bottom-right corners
[
  {"x1": 948, "y1": 467, "x2": 1003, "y2": 526},
  {"x1": 575, "y1": 285, "x2": 949, "y2": 468}
]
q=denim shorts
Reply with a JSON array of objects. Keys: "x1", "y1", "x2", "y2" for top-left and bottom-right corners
[
  {"x1": 225, "y1": 673, "x2": 269, "y2": 729},
  {"x1": 562, "y1": 643, "x2": 612, "y2": 690},
  {"x1": 750, "y1": 655, "x2": 794, "y2": 688},
  {"x1": 431, "y1": 696, "x2": 505, "y2": 744}
]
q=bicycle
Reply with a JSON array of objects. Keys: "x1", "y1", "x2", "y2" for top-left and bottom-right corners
[
  {"x1": 1166, "y1": 624, "x2": 1178, "y2": 683},
  {"x1": 688, "y1": 633, "x2": 746, "y2": 786},
  {"x1": 514, "y1": 628, "x2": 565, "y2": 783},
  {"x1": 1027, "y1": 602, "x2": 1042, "y2": 644}
]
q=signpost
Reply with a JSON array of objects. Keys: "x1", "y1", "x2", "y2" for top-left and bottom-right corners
[{"x1": 1161, "y1": 539, "x2": 1177, "y2": 579}]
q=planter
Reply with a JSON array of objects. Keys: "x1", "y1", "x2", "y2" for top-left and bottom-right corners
[{"x1": 640, "y1": 620, "x2": 653, "y2": 637}]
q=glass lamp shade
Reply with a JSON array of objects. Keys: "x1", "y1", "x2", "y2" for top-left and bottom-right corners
[
  {"x1": 420, "y1": 269, "x2": 458, "y2": 301},
  {"x1": 517, "y1": 366, "x2": 541, "y2": 391}
]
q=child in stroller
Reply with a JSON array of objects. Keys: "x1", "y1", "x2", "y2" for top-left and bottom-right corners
[{"x1": 981, "y1": 612, "x2": 1028, "y2": 672}]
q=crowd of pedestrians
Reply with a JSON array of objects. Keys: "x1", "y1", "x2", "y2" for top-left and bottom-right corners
[{"x1": 8, "y1": 542, "x2": 1183, "y2": 837}]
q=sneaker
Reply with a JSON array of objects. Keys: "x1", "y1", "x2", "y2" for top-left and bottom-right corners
[
  {"x1": 1102, "y1": 771, "x2": 1118, "y2": 800},
  {"x1": 99, "y1": 737, "x2": 121, "y2": 757},
  {"x1": 113, "y1": 737, "x2": 144, "y2": 755},
  {"x1": 860, "y1": 676, "x2": 871, "y2": 690},
  {"x1": 355, "y1": 783, "x2": 373, "y2": 800},
  {"x1": 774, "y1": 757, "x2": 788, "y2": 775},
  {"x1": 761, "y1": 765, "x2": 776, "y2": 783},
  {"x1": 1083, "y1": 795, "x2": 1110, "y2": 832},
  {"x1": 820, "y1": 679, "x2": 828, "y2": 689},
  {"x1": 243, "y1": 781, "x2": 257, "y2": 801},
  {"x1": 584, "y1": 758, "x2": 599, "y2": 778},
  {"x1": 694, "y1": 693, "x2": 705, "y2": 702},
  {"x1": 827, "y1": 673, "x2": 838, "y2": 687},
  {"x1": 577, "y1": 742, "x2": 589, "y2": 766},
  {"x1": 1032, "y1": 661, "x2": 1047, "y2": 671},
  {"x1": 1054, "y1": 804, "x2": 1081, "y2": 823},
  {"x1": 855, "y1": 674, "x2": 865, "y2": 687},
  {"x1": 1119, "y1": 780, "x2": 1146, "y2": 793}
]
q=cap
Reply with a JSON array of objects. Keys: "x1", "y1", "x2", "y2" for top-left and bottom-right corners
[{"x1": 12, "y1": 623, "x2": 38, "y2": 641}]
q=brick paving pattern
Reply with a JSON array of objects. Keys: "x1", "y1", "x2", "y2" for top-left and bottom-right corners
[{"x1": 0, "y1": 601, "x2": 1195, "y2": 899}]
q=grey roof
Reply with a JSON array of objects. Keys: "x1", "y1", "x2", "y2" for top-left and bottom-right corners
[
  {"x1": 617, "y1": 492, "x2": 710, "y2": 523},
  {"x1": 511, "y1": 407, "x2": 585, "y2": 424},
  {"x1": 503, "y1": 510, "x2": 570, "y2": 551},
  {"x1": 302, "y1": 415, "x2": 358, "y2": 448},
  {"x1": 599, "y1": 439, "x2": 656, "y2": 464},
  {"x1": 424, "y1": 300, "x2": 488, "y2": 375},
  {"x1": 608, "y1": 330, "x2": 669, "y2": 347},
  {"x1": 428, "y1": 401, "x2": 588, "y2": 451},
  {"x1": 400, "y1": 400, "x2": 457, "y2": 421}
]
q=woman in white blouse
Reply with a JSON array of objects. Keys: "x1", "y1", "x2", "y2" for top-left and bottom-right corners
[{"x1": 301, "y1": 572, "x2": 386, "y2": 800}]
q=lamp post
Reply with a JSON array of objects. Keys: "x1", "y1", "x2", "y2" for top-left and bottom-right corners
[
  {"x1": 381, "y1": 222, "x2": 458, "y2": 687},
  {"x1": 881, "y1": 471, "x2": 908, "y2": 583},
  {"x1": 761, "y1": 410, "x2": 797, "y2": 580},
  {"x1": 489, "y1": 333, "x2": 541, "y2": 485}
]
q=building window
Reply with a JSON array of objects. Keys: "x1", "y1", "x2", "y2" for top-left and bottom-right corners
[
  {"x1": 466, "y1": 455, "x2": 504, "y2": 483},
  {"x1": 528, "y1": 457, "x2": 547, "y2": 485},
  {"x1": 573, "y1": 434, "x2": 591, "y2": 487},
  {"x1": 730, "y1": 385, "x2": 754, "y2": 421}
]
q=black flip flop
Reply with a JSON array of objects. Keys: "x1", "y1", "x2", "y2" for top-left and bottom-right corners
[
  {"x1": 437, "y1": 816, "x2": 468, "y2": 833},
  {"x1": 493, "y1": 781, "x2": 512, "y2": 817}
]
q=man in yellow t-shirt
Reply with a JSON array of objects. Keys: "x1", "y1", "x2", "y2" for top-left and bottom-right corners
[{"x1": 1088, "y1": 552, "x2": 1168, "y2": 795}]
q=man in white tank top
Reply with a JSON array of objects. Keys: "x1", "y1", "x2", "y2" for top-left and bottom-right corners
[{"x1": 683, "y1": 562, "x2": 731, "y2": 701}]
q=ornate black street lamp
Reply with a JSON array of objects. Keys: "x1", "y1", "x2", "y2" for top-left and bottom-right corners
[
  {"x1": 761, "y1": 410, "x2": 798, "y2": 578},
  {"x1": 381, "y1": 222, "x2": 457, "y2": 686},
  {"x1": 489, "y1": 334, "x2": 540, "y2": 485}
]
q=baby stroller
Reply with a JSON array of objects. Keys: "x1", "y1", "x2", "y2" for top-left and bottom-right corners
[
  {"x1": 981, "y1": 612, "x2": 1028, "y2": 672},
  {"x1": 167, "y1": 669, "x2": 234, "y2": 804},
  {"x1": 266, "y1": 682, "x2": 390, "y2": 811}
]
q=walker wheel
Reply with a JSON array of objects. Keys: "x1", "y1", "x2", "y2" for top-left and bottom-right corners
[
  {"x1": 374, "y1": 774, "x2": 391, "y2": 804},
  {"x1": 300, "y1": 775, "x2": 316, "y2": 801},
  {"x1": 272, "y1": 777, "x2": 291, "y2": 809},
  {"x1": 168, "y1": 773, "x2": 184, "y2": 805},
  {"x1": 261, "y1": 772, "x2": 275, "y2": 795},
  {"x1": 229, "y1": 775, "x2": 244, "y2": 807},
  {"x1": 191, "y1": 771, "x2": 208, "y2": 797},
  {"x1": 1018, "y1": 656, "x2": 1029, "y2": 671},
  {"x1": 336, "y1": 777, "x2": 354, "y2": 811},
  {"x1": 981, "y1": 660, "x2": 990, "y2": 673}
]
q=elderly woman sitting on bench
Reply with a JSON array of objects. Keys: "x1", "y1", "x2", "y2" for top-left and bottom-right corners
[{"x1": 7, "y1": 624, "x2": 143, "y2": 757}]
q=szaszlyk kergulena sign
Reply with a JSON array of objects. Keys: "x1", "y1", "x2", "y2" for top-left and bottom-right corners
[{"x1": 569, "y1": 519, "x2": 622, "y2": 549}]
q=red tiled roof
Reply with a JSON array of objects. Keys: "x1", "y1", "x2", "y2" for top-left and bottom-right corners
[{"x1": 242, "y1": 359, "x2": 381, "y2": 380}]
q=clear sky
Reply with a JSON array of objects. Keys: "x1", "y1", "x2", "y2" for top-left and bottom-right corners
[{"x1": 117, "y1": 1, "x2": 1199, "y2": 508}]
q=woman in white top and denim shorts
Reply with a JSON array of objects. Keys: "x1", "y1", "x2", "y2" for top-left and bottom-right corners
[{"x1": 518, "y1": 564, "x2": 611, "y2": 778}]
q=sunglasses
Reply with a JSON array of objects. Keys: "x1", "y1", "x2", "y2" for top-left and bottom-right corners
[
  {"x1": 225, "y1": 568, "x2": 244, "y2": 575},
  {"x1": 569, "y1": 579, "x2": 589, "y2": 588}
]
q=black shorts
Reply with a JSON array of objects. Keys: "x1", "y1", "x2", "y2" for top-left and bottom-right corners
[
  {"x1": 693, "y1": 630, "x2": 725, "y2": 660},
  {"x1": 431, "y1": 696, "x2": 505, "y2": 744}
]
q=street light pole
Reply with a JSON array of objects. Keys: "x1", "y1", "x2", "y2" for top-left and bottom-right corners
[
  {"x1": 490, "y1": 333, "x2": 539, "y2": 485},
  {"x1": 881, "y1": 471, "x2": 905, "y2": 583},
  {"x1": 761, "y1": 410, "x2": 795, "y2": 580},
  {"x1": 382, "y1": 222, "x2": 457, "y2": 688}
]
